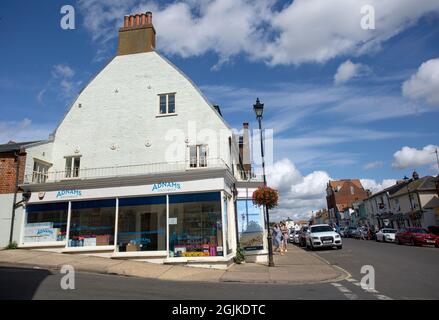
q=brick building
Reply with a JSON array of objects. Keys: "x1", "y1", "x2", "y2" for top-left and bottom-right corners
[
  {"x1": 0, "y1": 141, "x2": 35, "y2": 247},
  {"x1": 326, "y1": 179, "x2": 370, "y2": 225}
]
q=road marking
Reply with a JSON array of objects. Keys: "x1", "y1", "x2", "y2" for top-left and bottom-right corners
[
  {"x1": 347, "y1": 278, "x2": 393, "y2": 300},
  {"x1": 331, "y1": 282, "x2": 359, "y2": 300}
]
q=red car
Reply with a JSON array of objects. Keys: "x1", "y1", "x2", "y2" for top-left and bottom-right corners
[{"x1": 396, "y1": 227, "x2": 439, "y2": 247}]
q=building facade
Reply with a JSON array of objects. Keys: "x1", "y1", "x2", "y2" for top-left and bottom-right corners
[
  {"x1": 0, "y1": 141, "x2": 36, "y2": 248},
  {"x1": 326, "y1": 179, "x2": 369, "y2": 226},
  {"x1": 15, "y1": 12, "x2": 266, "y2": 267},
  {"x1": 389, "y1": 175, "x2": 438, "y2": 229}
]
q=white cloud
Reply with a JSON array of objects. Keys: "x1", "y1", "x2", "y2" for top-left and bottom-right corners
[
  {"x1": 363, "y1": 161, "x2": 384, "y2": 170},
  {"x1": 402, "y1": 58, "x2": 439, "y2": 106},
  {"x1": 264, "y1": 158, "x2": 398, "y2": 221},
  {"x1": 334, "y1": 60, "x2": 370, "y2": 85},
  {"x1": 0, "y1": 119, "x2": 52, "y2": 144},
  {"x1": 52, "y1": 64, "x2": 75, "y2": 78},
  {"x1": 392, "y1": 144, "x2": 439, "y2": 169},
  {"x1": 77, "y1": 0, "x2": 439, "y2": 67},
  {"x1": 265, "y1": 158, "x2": 331, "y2": 221},
  {"x1": 360, "y1": 178, "x2": 397, "y2": 194}
]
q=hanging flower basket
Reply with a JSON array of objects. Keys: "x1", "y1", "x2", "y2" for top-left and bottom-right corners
[{"x1": 252, "y1": 186, "x2": 279, "y2": 210}]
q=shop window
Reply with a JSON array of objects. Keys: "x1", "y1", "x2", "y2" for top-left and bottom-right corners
[
  {"x1": 68, "y1": 199, "x2": 116, "y2": 247},
  {"x1": 117, "y1": 196, "x2": 167, "y2": 252},
  {"x1": 158, "y1": 93, "x2": 176, "y2": 114},
  {"x1": 65, "y1": 156, "x2": 81, "y2": 178},
  {"x1": 168, "y1": 192, "x2": 223, "y2": 257},
  {"x1": 189, "y1": 145, "x2": 208, "y2": 168},
  {"x1": 32, "y1": 160, "x2": 51, "y2": 183},
  {"x1": 237, "y1": 199, "x2": 264, "y2": 251},
  {"x1": 24, "y1": 202, "x2": 68, "y2": 243}
]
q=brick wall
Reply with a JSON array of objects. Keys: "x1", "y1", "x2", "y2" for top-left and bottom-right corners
[
  {"x1": 0, "y1": 152, "x2": 26, "y2": 194},
  {"x1": 327, "y1": 180, "x2": 369, "y2": 212}
]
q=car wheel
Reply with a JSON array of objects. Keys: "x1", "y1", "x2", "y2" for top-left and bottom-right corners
[
  {"x1": 337, "y1": 245, "x2": 342, "y2": 250},
  {"x1": 383, "y1": 237, "x2": 386, "y2": 243},
  {"x1": 397, "y1": 238, "x2": 402, "y2": 245},
  {"x1": 410, "y1": 238, "x2": 416, "y2": 246}
]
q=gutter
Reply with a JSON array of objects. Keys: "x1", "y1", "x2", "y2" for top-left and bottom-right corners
[{"x1": 9, "y1": 149, "x2": 22, "y2": 244}]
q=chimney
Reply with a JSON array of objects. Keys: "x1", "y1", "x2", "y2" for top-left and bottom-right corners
[
  {"x1": 118, "y1": 12, "x2": 156, "y2": 56},
  {"x1": 241, "y1": 123, "x2": 251, "y2": 172}
]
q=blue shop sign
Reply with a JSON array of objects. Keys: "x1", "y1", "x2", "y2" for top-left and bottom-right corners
[
  {"x1": 152, "y1": 182, "x2": 181, "y2": 192},
  {"x1": 56, "y1": 190, "x2": 82, "y2": 199}
]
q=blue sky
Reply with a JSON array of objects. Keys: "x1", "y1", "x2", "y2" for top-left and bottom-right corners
[{"x1": 1, "y1": 0, "x2": 438, "y2": 219}]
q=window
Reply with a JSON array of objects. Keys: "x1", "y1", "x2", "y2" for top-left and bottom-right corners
[
  {"x1": 168, "y1": 192, "x2": 223, "y2": 257},
  {"x1": 65, "y1": 156, "x2": 80, "y2": 178},
  {"x1": 117, "y1": 196, "x2": 167, "y2": 252},
  {"x1": 189, "y1": 145, "x2": 208, "y2": 168},
  {"x1": 158, "y1": 93, "x2": 176, "y2": 114},
  {"x1": 32, "y1": 160, "x2": 50, "y2": 183},
  {"x1": 350, "y1": 186, "x2": 355, "y2": 195},
  {"x1": 68, "y1": 199, "x2": 116, "y2": 247},
  {"x1": 237, "y1": 199, "x2": 264, "y2": 251},
  {"x1": 24, "y1": 203, "x2": 68, "y2": 243}
]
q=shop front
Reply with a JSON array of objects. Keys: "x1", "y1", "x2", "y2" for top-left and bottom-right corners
[{"x1": 20, "y1": 177, "x2": 236, "y2": 264}]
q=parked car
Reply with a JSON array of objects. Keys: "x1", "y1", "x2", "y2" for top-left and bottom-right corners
[
  {"x1": 292, "y1": 230, "x2": 300, "y2": 244},
  {"x1": 299, "y1": 226, "x2": 309, "y2": 247},
  {"x1": 345, "y1": 226, "x2": 358, "y2": 238},
  {"x1": 396, "y1": 227, "x2": 439, "y2": 247},
  {"x1": 375, "y1": 228, "x2": 397, "y2": 242},
  {"x1": 351, "y1": 227, "x2": 363, "y2": 239},
  {"x1": 289, "y1": 230, "x2": 296, "y2": 243},
  {"x1": 338, "y1": 227, "x2": 346, "y2": 237},
  {"x1": 305, "y1": 224, "x2": 342, "y2": 250},
  {"x1": 427, "y1": 226, "x2": 439, "y2": 237}
]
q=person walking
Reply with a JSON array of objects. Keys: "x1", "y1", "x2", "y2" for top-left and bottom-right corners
[
  {"x1": 272, "y1": 224, "x2": 281, "y2": 254},
  {"x1": 280, "y1": 222, "x2": 289, "y2": 253}
]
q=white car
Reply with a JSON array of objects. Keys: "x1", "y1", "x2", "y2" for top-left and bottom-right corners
[
  {"x1": 306, "y1": 224, "x2": 343, "y2": 250},
  {"x1": 375, "y1": 228, "x2": 397, "y2": 242}
]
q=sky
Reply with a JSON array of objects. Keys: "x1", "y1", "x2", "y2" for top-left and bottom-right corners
[{"x1": 1, "y1": 0, "x2": 439, "y2": 221}]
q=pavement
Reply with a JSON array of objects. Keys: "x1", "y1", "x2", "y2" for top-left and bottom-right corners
[{"x1": 0, "y1": 244, "x2": 348, "y2": 285}]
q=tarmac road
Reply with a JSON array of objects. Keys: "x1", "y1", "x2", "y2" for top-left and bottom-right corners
[{"x1": 312, "y1": 238, "x2": 439, "y2": 300}]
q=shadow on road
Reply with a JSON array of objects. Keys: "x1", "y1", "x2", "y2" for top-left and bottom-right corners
[{"x1": 0, "y1": 266, "x2": 52, "y2": 300}]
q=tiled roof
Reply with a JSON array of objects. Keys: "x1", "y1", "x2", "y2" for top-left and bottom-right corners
[
  {"x1": 0, "y1": 141, "x2": 38, "y2": 153},
  {"x1": 329, "y1": 179, "x2": 364, "y2": 190},
  {"x1": 391, "y1": 176, "x2": 437, "y2": 197}
]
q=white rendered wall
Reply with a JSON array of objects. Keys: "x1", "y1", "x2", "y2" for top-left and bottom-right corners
[
  {"x1": 25, "y1": 51, "x2": 236, "y2": 176},
  {"x1": 0, "y1": 193, "x2": 23, "y2": 247}
]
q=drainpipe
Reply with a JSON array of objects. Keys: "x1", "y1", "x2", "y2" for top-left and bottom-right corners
[{"x1": 9, "y1": 150, "x2": 21, "y2": 244}]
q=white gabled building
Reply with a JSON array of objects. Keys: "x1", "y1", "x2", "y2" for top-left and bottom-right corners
[{"x1": 17, "y1": 12, "x2": 267, "y2": 267}]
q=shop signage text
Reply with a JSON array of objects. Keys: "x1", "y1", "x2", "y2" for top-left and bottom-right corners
[
  {"x1": 152, "y1": 182, "x2": 181, "y2": 192},
  {"x1": 56, "y1": 190, "x2": 83, "y2": 199}
]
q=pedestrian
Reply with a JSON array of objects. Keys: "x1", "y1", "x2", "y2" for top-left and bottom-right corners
[
  {"x1": 272, "y1": 224, "x2": 281, "y2": 253},
  {"x1": 281, "y1": 222, "x2": 289, "y2": 253}
]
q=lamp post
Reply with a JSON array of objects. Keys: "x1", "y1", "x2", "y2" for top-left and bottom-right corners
[{"x1": 253, "y1": 98, "x2": 275, "y2": 267}]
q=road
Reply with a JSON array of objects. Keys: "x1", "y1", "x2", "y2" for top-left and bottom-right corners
[
  {"x1": 0, "y1": 239, "x2": 437, "y2": 300},
  {"x1": 312, "y1": 238, "x2": 439, "y2": 300}
]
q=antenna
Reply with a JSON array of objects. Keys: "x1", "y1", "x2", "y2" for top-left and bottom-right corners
[{"x1": 431, "y1": 148, "x2": 439, "y2": 172}]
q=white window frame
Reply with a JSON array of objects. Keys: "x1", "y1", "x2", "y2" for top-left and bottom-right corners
[
  {"x1": 32, "y1": 159, "x2": 51, "y2": 183},
  {"x1": 64, "y1": 156, "x2": 81, "y2": 179},
  {"x1": 188, "y1": 144, "x2": 208, "y2": 168},
  {"x1": 158, "y1": 93, "x2": 176, "y2": 115}
]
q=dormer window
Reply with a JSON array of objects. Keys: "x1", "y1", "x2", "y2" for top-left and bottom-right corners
[
  {"x1": 32, "y1": 160, "x2": 51, "y2": 183},
  {"x1": 159, "y1": 93, "x2": 176, "y2": 115}
]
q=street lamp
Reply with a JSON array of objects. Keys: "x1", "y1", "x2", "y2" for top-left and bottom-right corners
[{"x1": 253, "y1": 98, "x2": 275, "y2": 267}]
